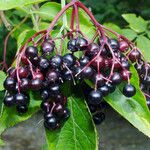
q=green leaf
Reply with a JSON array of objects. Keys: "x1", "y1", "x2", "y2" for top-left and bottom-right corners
[
  {"x1": 0, "y1": 0, "x2": 47, "y2": 10},
  {"x1": 122, "y1": 29, "x2": 137, "y2": 41},
  {"x1": 17, "y1": 29, "x2": 36, "y2": 50},
  {"x1": 136, "y1": 35, "x2": 150, "y2": 62},
  {"x1": 0, "y1": 91, "x2": 41, "y2": 145},
  {"x1": 36, "y1": 2, "x2": 61, "y2": 21},
  {"x1": 0, "y1": 71, "x2": 6, "y2": 91},
  {"x1": 122, "y1": 14, "x2": 147, "y2": 33},
  {"x1": 105, "y1": 65, "x2": 150, "y2": 138},
  {"x1": 45, "y1": 89, "x2": 98, "y2": 150},
  {"x1": 103, "y1": 23, "x2": 122, "y2": 38}
]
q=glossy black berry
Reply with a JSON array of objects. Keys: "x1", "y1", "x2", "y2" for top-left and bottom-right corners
[
  {"x1": 82, "y1": 66, "x2": 93, "y2": 78},
  {"x1": 39, "y1": 57, "x2": 49, "y2": 70},
  {"x1": 108, "y1": 39, "x2": 119, "y2": 51},
  {"x1": 41, "y1": 40, "x2": 55, "y2": 54},
  {"x1": 106, "y1": 83, "x2": 116, "y2": 93},
  {"x1": 129, "y1": 50, "x2": 141, "y2": 62},
  {"x1": 79, "y1": 56, "x2": 89, "y2": 66},
  {"x1": 54, "y1": 93, "x2": 65, "y2": 104},
  {"x1": 3, "y1": 94, "x2": 15, "y2": 107},
  {"x1": 111, "y1": 72, "x2": 122, "y2": 85},
  {"x1": 93, "y1": 112, "x2": 105, "y2": 125},
  {"x1": 76, "y1": 37, "x2": 88, "y2": 51},
  {"x1": 44, "y1": 115, "x2": 58, "y2": 130},
  {"x1": 93, "y1": 74, "x2": 105, "y2": 87},
  {"x1": 16, "y1": 105, "x2": 28, "y2": 114},
  {"x1": 63, "y1": 53, "x2": 76, "y2": 68},
  {"x1": 86, "y1": 43, "x2": 99, "y2": 58},
  {"x1": 123, "y1": 84, "x2": 136, "y2": 97},
  {"x1": 99, "y1": 85, "x2": 109, "y2": 96},
  {"x1": 31, "y1": 78, "x2": 42, "y2": 90},
  {"x1": 46, "y1": 70, "x2": 60, "y2": 83},
  {"x1": 88, "y1": 90, "x2": 103, "y2": 105},
  {"x1": 20, "y1": 78, "x2": 30, "y2": 92},
  {"x1": 67, "y1": 38, "x2": 78, "y2": 52},
  {"x1": 44, "y1": 113, "x2": 53, "y2": 120},
  {"x1": 41, "y1": 101, "x2": 51, "y2": 112},
  {"x1": 4, "y1": 77, "x2": 16, "y2": 91},
  {"x1": 62, "y1": 69, "x2": 73, "y2": 81},
  {"x1": 15, "y1": 93, "x2": 29, "y2": 106},
  {"x1": 50, "y1": 55, "x2": 63, "y2": 68},
  {"x1": 121, "y1": 60, "x2": 130, "y2": 70},
  {"x1": 25, "y1": 46, "x2": 38, "y2": 58},
  {"x1": 40, "y1": 89, "x2": 50, "y2": 100},
  {"x1": 73, "y1": 66, "x2": 83, "y2": 80},
  {"x1": 89, "y1": 104, "x2": 97, "y2": 113},
  {"x1": 30, "y1": 56, "x2": 39, "y2": 66},
  {"x1": 49, "y1": 84, "x2": 60, "y2": 95},
  {"x1": 62, "y1": 108, "x2": 70, "y2": 119},
  {"x1": 18, "y1": 67, "x2": 29, "y2": 78},
  {"x1": 53, "y1": 103, "x2": 64, "y2": 117}
]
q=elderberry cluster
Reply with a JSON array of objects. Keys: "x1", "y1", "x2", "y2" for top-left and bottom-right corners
[{"x1": 3, "y1": 35, "x2": 139, "y2": 129}]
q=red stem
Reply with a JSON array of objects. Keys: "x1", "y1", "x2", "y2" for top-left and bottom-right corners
[
  {"x1": 46, "y1": 2, "x2": 75, "y2": 35},
  {"x1": 70, "y1": 6, "x2": 75, "y2": 31},
  {"x1": 76, "y1": 1, "x2": 107, "y2": 42}
]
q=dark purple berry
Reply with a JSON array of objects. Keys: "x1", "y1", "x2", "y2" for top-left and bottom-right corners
[
  {"x1": 49, "y1": 84, "x2": 60, "y2": 95},
  {"x1": 76, "y1": 37, "x2": 88, "y2": 51},
  {"x1": 82, "y1": 66, "x2": 93, "y2": 78},
  {"x1": 106, "y1": 83, "x2": 116, "y2": 93},
  {"x1": 129, "y1": 50, "x2": 141, "y2": 62},
  {"x1": 63, "y1": 53, "x2": 76, "y2": 68},
  {"x1": 67, "y1": 38, "x2": 78, "y2": 52},
  {"x1": 31, "y1": 78, "x2": 42, "y2": 90},
  {"x1": 79, "y1": 56, "x2": 89, "y2": 66},
  {"x1": 3, "y1": 94, "x2": 15, "y2": 107},
  {"x1": 93, "y1": 112, "x2": 105, "y2": 125},
  {"x1": 39, "y1": 57, "x2": 50, "y2": 70},
  {"x1": 46, "y1": 70, "x2": 60, "y2": 83},
  {"x1": 4, "y1": 77, "x2": 16, "y2": 91},
  {"x1": 41, "y1": 89, "x2": 50, "y2": 100},
  {"x1": 108, "y1": 39, "x2": 119, "y2": 51},
  {"x1": 15, "y1": 93, "x2": 29, "y2": 106},
  {"x1": 85, "y1": 43, "x2": 99, "y2": 57},
  {"x1": 88, "y1": 90, "x2": 103, "y2": 105},
  {"x1": 119, "y1": 41, "x2": 129, "y2": 52},
  {"x1": 20, "y1": 78, "x2": 30, "y2": 92},
  {"x1": 25, "y1": 46, "x2": 38, "y2": 58},
  {"x1": 111, "y1": 72, "x2": 122, "y2": 85},
  {"x1": 50, "y1": 55, "x2": 63, "y2": 68},
  {"x1": 123, "y1": 84, "x2": 136, "y2": 97},
  {"x1": 99, "y1": 85, "x2": 109, "y2": 96},
  {"x1": 18, "y1": 67, "x2": 29, "y2": 78},
  {"x1": 62, "y1": 108, "x2": 70, "y2": 119},
  {"x1": 16, "y1": 105, "x2": 28, "y2": 114},
  {"x1": 121, "y1": 60, "x2": 130, "y2": 70},
  {"x1": 41, "y1": 101, "x2": 51, "y2": 112},
  {"x1": 41, "y1": 40, "x2": 55, "y2": 54},
  {"x1": 44, "y1": 115, "x2": 58, "y2": 130}
]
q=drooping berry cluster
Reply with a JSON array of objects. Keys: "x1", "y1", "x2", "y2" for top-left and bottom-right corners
[{"x1": 2, "y1": 0, "x2": 150, "y2": 130}]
